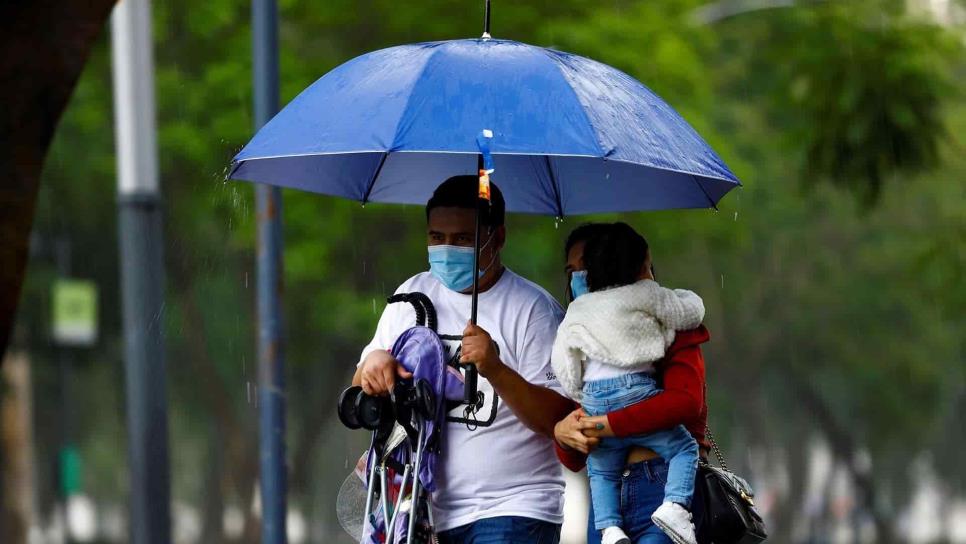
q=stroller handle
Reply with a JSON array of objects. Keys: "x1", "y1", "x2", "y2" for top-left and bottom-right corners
[
  {"x1": 406, "y1": 293, "x2": 438, "y2": 332},
  {"x1": 386, "y1": 293, "x2": 437, "y2": 332}
]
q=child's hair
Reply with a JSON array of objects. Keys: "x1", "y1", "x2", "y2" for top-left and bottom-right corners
[
  {"x1": 564, "y1": 223, "x2": 610, "y2": 261},
  {"x1": 583, "y1": 222, "x2": 649, "y2": 293}
]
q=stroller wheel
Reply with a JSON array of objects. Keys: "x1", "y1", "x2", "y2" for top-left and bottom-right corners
[
  {"x1": 337, "y1": 386, "x2": 364, "y2": 430},
  {"x1": 356, "y1": 391, "x2": 388, "y2": 431},
  {"x1": 414, "y1": 379, "x2": 436, "y2": 419}
]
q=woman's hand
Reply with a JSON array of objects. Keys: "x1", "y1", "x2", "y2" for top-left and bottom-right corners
[
  {"x1": 581, "y1": 415, "x2": 615, "y2": 438},
  {"x1": 554, "y1": 408, "x2": 601, "y2": 454}
]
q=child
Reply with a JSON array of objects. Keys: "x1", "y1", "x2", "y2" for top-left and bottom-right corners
[{"x1": 552, "y1": 223, "x2": 703, "y2": 544}]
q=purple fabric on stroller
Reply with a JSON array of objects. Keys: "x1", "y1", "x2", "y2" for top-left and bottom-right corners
[{"x1": 390, "y1": 326, "x2": 464, "y2": 492}]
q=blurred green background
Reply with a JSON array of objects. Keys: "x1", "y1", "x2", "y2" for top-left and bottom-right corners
[{"x1": 3, "y1": 0, "x2": 964, "y2": 542}]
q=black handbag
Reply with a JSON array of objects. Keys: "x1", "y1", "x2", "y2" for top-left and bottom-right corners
[{"x1": 695, "y1": 425, "x2": 768, "y2": 543}]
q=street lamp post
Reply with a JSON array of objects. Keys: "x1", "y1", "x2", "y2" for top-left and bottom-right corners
[
  {"x1": 110, "y1": 1, "x2": 171, "y2": 543},
  {"x1": 252, "y1": 1, "x2": 287, "y2": 543}
]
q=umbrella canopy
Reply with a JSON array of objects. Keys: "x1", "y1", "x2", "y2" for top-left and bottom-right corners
[{"x1": 230, "y1": 38, "x2": 740, "y2": 216}]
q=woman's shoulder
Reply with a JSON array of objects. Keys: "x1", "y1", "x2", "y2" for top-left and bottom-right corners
[{"x1": 669, "y1": 325, "x2": 711, "y2": 352}]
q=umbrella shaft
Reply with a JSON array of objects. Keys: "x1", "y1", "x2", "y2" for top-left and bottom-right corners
[
  {"x1": 470, "y1": 200, "x2": 482, "y2": 325},
  {"x1": 465, "y1": 163, "x2": 485, "y2": 404}
]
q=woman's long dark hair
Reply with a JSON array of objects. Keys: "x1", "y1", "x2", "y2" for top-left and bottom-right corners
[{"x1": 583, "y1": 222, "x2": 649, "y2": 293}]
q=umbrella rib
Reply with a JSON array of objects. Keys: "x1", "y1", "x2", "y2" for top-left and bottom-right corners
[
  {"x1": 361, "y1": 152, "x2": 389, "y2": 205},
  {"x1": 544, "y1": 155, "x2": 564, "y2": 219},
  {"x1": 540, "y1": 49, "x2": 607, "y2": 159},
  {"x1": 689, "y1": 174, "x2": 719, "y2": 211},
  {"x1": 388, "y1": 46, "x2": 446, "y2": 151}
]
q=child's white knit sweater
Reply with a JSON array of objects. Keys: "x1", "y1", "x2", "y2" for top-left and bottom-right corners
[{"x1": 551, "y1": 279, "x2": 705, "y2": 401}]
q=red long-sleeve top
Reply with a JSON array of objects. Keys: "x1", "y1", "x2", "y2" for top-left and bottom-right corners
[{"x1": 555, "y1": 326, "x2": 711, "y2": 472}]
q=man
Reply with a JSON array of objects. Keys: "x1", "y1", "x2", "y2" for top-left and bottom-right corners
[{"x1": 353, "y1": 175, "x2": 573, "y2": 543}]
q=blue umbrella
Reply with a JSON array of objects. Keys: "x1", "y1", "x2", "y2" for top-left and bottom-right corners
[
  {"x1": 229, "y1": 24, "x2": 740, "y2": 401},
  {"x1": 229, "y1": 39, "x2": 739, "y2": 215}
]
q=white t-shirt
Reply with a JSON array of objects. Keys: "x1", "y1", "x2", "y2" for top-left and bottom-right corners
[
  {"x1": 583, "y1": 358, "x2": 655, "y2": 382},
  {"x1": 359, "y1": 268, "x2": 566, "y2": 531}
]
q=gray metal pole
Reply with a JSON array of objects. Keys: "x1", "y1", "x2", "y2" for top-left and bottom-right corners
[
  {"x1": 110, "y1": 1, "x2": 170, "y2": 543},
  {"x1": 252, "y1": 1, "x2": 286, "y2": 543},
  {"x1": 55, "y1": 238, "x2": 73, "y2": 544}
]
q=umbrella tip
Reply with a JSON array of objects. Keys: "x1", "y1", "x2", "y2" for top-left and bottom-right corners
[{"x1": 482, "y1": 0, "x2": 491, "y2": 39}]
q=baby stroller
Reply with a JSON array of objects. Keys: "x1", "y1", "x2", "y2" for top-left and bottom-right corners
[{"x1": 337, "y1": 293, "x2": 474, "y2": 544}]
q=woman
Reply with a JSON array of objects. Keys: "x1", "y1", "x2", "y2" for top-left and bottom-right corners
[{"x1": 554, "y1": 224, "x2": 711, "y2": 544}]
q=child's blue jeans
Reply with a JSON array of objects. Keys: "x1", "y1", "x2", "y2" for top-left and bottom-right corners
[{"x1": 582, "y1": 372, "x2": 699, "y2": 531}]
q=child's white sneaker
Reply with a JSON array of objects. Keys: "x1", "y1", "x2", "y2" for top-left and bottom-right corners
[
  {"x1": 601, "y1": 526, "x2": 631, "y2": 544},
  {"x1": 651, "y1": 501, "x2": 697, "y2": 544}
]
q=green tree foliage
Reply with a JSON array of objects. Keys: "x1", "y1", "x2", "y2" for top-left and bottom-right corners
[{"x1": 778, "y1": 2, "x2": 960, "y2": 203}]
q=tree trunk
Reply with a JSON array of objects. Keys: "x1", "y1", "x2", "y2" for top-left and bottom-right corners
[
  {"x1": 200, "y1": 421, "x2": 226, "y2": 544},
  {"x1": 793, "y1": 377, "x2": 897, "y2": 543},
  {"x1": 0, "y1": 0, "x2": 117, "y2": 360},
  {"x1": 1, "y1": 351, "x2": 38, "y2": 544},
  {"x1": 168, "y1": 261, "x2": 257, "y2": 544}
]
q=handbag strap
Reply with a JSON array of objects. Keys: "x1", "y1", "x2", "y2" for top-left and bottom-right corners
[
  {"x1": 704, "y1": 424, "x2": 729, "y2": 472},
  {"x1": 703, "y1": 381, "x2": 729, "y2": 471}
]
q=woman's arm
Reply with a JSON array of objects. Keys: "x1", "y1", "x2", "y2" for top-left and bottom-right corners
[
  {"x1": 584, "y1": 326, "x2": 709, "y2": 440},
  {"x1": 553, "y1": 407, "x2": 596, "y2": 471}
]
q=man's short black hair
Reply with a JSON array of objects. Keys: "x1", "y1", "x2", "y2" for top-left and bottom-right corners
[
  {"x1": 583, "y1": 222, "x2": 649, "y2": 293},
  {"x1": 426, "y1": 175, "x2": 506, "y2": 227}
]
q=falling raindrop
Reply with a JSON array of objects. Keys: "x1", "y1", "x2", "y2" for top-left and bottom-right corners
[
  {"x1": 244, "y1": 273, "x2": 249, "y2": 288},
  {"x1": 372, "y1": 298, "x2": 377, "y2": 314},
  {"x1": 247, "y1": 381, "x2": 252, "y2": 404},
  {"x1": 720, "y1": 274, "x2": 725, "y2": 289},
  {"x1": 734, "y1": 211, "x2": 738, "y2": 221}
]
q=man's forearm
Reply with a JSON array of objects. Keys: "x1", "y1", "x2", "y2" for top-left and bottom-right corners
[{"x1": 485, "y1": 362, "x2": 573, "y2": 438}]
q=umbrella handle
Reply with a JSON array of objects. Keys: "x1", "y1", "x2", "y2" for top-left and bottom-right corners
[{"x1": 462, "y1": 364, "x2": 478, "y2": 405}]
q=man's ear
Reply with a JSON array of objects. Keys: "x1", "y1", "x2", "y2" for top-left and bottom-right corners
[{"x1": 494, "y1": 225, "x2": 507, "y2": 251}]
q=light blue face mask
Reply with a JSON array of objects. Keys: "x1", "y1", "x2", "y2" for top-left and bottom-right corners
[
  {"x1": 428, "y1": 237, "x2": 496, "y2": 292},
  {"x1": 570, "y1": 270, "x2": 589, "y2": 299}
]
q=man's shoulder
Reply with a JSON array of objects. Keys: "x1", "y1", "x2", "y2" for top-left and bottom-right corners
[
  {"x1": 396, "y1": 271, "x2": 436, "y2": 293},
  {"x1": 503, "y1": 269, "x2": 564, "y2": 319}
]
